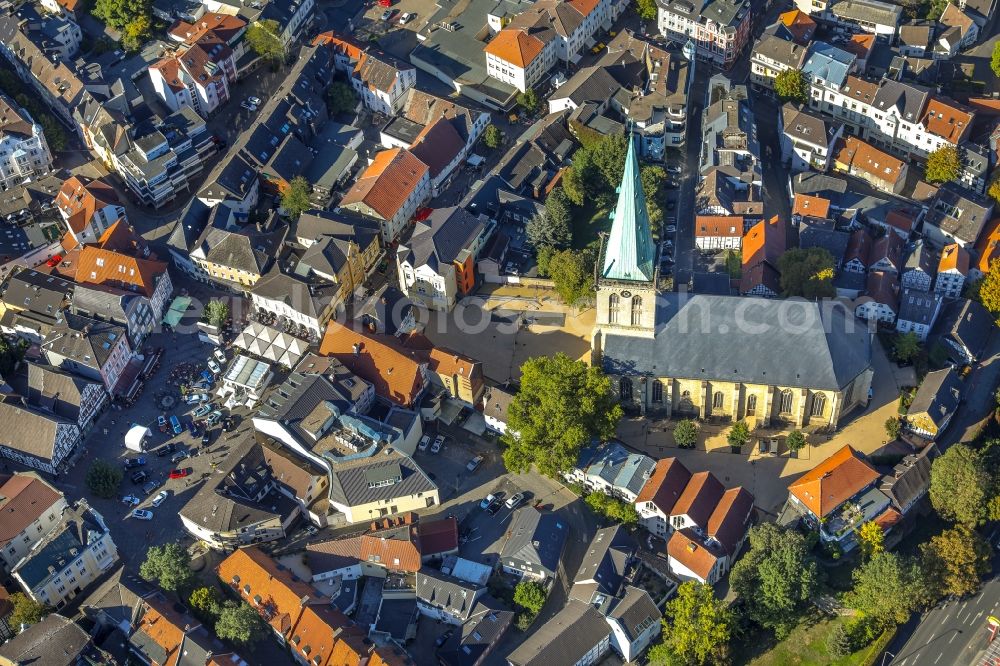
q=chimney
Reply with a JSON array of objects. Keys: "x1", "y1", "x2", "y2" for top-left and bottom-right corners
[{"x1": 353, "y1": 343, "x2": 361, "y2": 356}]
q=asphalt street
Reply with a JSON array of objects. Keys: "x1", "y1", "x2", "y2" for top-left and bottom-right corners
[{"x1": 885, "y1": 541, "x2": 1000, "y2": 666}]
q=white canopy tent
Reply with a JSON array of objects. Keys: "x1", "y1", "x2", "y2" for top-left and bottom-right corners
[
  {"x1": 125, "y1": 425, "x2": 151, "y2": 452},
  {"x1": 232, "y1": 321, "x2": 308, "y2": 369}
]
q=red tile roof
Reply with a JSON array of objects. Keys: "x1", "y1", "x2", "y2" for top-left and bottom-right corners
[
  {"x1": 319, "y1": 322, "x2": 425, "y2": 406},
  {"x1": 974, "y1": 218, "x2": 1000, "y2": 273},
  {"x1": 667, "y1": 528, "x2": 720, "y2": 580},
  {"x1": 635, "y1": 458, "x2": 692, "y2": 515},
  {"x1": 409, "y1": 117, "x2": 466, "y2": 178},
  {"x1": 922, "y1": 97, "x2": 974, "y2": 144},
  {"x1": 834, "y1": 136, "x2": 905, "y2": 185},
  {"x1": 289, "y1": 605, "x2": 363, "y2": 666},
  {"x1": 938, "y1": 243, "x2": 969, "y2": 275},
  {"x1": 76, "y1": 245, "x2": 167, "y2": 298},
  {"x1": 706, "y1": 487, "x2": 754, "y2": 555},
  {"x1": 483, "y1": 29, "x2": 545, "y2": 68},
  {"x1": 339, "y1": 148, "x2": 429, "y2": 221},
  {"x1": 417, "y1": 516, "x2": 459, "y2": 557},
  {"x1": 845, "y1": 228, "x2": 873, "y2": 265},
  {"x1": 865, "y1": 270, "x2": 900, "y2": 307},
  {"x1": 0, "y1": 474, "x2": 62, "y2": 547},
  {"x1": 55, "y1": 176, "x2": 121, "y2": 234},
  {"x1": 792, "y1": 194, "x2": 831, "y2": 220},
  {"x1": 787, "y1": 445, "x2": 881, "y2": 518},
  {"x1": 672, "y1": 471, "x2": 725, "y2": 527},
  {"x1": 168, "y1": 13, "x2": 246, "y2": 44},
  {"x1": 695, "y1": 216, "x2": 743, "y2": 238},
  {"x1": 216, "y1": 547, "x2": 329, "y2": 640},
  {"x1": 884, "y1": 209, "x2": 916, "y2": 235}
]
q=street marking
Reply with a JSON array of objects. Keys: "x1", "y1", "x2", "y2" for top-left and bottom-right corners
[
  {"x1": 950, "y1": 632, "x2": 959, "y2": 644},
  {"x1": 941, "y1": 613, "x2": 950, "y2": 625},
  {"x1": 934, "y1": 652, "x2": 943, "y2": 663}
]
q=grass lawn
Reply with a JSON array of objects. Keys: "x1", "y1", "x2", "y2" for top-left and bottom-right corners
[
  {"x1": 738, "y1": 613, "x2": 872, "y2": 666},
  {"x1": 572, "y1": 199, "x2": 612, "y2": 251}
]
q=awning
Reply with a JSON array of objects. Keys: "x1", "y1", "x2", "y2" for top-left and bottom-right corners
[
  {"x1": 125, "y1": 425, "x2": 151, "y2": 452},
  {"x1": 162, "y1": 296, "x2": 193, "y2": 327}
]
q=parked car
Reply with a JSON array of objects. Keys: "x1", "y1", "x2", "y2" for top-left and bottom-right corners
[
  {"x1": 121, "y1": 495, "x2": 141, "y2": 506},
  {"x1": 171, "y1": 449, "x2": 189, "y2": 464},
  {"x1": 123, "y1": 457, "x2": 145, "y2": 469},
  {"x1": 157, "y1": 415, "x2": 167, "y2": 429},
  {"x1": 435, "y1": 629, "x2": 454, "y2": 647},
  {"x1": 131, "y1": 509, "x2": 153, "y2": 521},
  {"x1": 141, "y1": 480, "x2": 160, "y2": 496},
  {"x1": 480, "y1": 494, "x2": 497, "y2": 510},
  {"x1": 151, "y1": 490, "x2": 169, "y2": 507},
  {"x1": 305, "y1": 525, "x2": 319, "y2": 536},
  {"x1": 466, "y1": 455, "x2": 484, "y2": 472},
  {"x1": 221, "y1": 417, "x2": 235, "y2": 432},
  {"x1": 213, "y1": 348, "x2": 226, "y2": 364},
  {"x1": 666, "y1": 165, "x2": 682, "y2": 175},
  {"x1": 193, "y1": 404, "x2": 212, "y2": 418},
  {"x1": 247, "y1": 96, "x2": 262, "y2": 107},
  {"x1": 398, "y1": 11, "x2": 414, "y2": 23},
  {"x1": 192, "y1": 381, "x2": 212, "y2": 391},
  {"x1": 207, "y1": 359, "x2": 222, "y2": 374},
  {"x1": 486, "y1": 497, "x2": 503, "y2": 515},
  {"x1": 665, "y1": 225, "x2": 676, "y2": 234},
  {"x1": 380, "y1": 8, "x2": 394, "y2": 20},
  {"x1": 431, "y1": 434, "x2": 445, "y2": 454},
  {"x1": 184, "y1": 393, "x2": 202, "y2": 405},
  {"x1": 155, "y1": 443, "x2": 176, "y2": 457},
  {"x1": 505, "y1": 492, "x2": 525, "y2": 510},
  {"x1": 169, "y1": 468, "x2": 193, "y2": 479},
  {"x1": 169, "y1": 415, "x2": 182, "y2": 435},
  {"x1": 207, "y1": 410, "x2": 223, "y2": 426},
  {"x1": 130, "y1": 470, "x2": 148, "y2": 485},
  {"x1": 201, "y1": 430, "x2": 214, "y2": 445},
  {"x1": 240, "y1": 100, "x2": 257, "y2": 112},
  {"x1": 418, "y1": 435, "x2": 430, "y2": 451}
]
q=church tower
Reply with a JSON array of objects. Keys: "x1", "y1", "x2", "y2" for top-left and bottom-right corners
[{"x1": 593, "y1": 131, "x2": 659, "y2": 356}]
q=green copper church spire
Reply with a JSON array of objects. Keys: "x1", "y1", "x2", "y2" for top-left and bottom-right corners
[{"x1": 601, "y1": 132, "x2": 656, "y2": 282}]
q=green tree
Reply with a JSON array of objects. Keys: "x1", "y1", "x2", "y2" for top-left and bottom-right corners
[
  {"x1": 37, "y1": 115, "x2": 67, "y2": 151},
  {"x1": 513, "y1": 581, "x2": 547, "y2": 616},
  {"x1": 848, "y1": 552, "x2": 926, "y2": 631},
  {"x1": 774, "y1": 69, "x2": 809, "y2": 104},
  {"x1": 729, "y1": 524, "x2": 820, "y2": 639},
  {"x1": 326, "y1": 81, "x2": 357, "y2": 116},
  {"x1": 826, "y1": 623, "x2": 854, "y2": 658},
  {"x1": 660, "y1": 581, "x2": 733, "y2": 665},
  {"x1": 992, "y1": 41, "x2": 1000, "y2": 78},
  {"x1": 590, "y1": 133, "x2": 629, "y2": 191},
  {"x1": 526, "y1": 188, "x2": 572, "y2": 250},
  {"x1": 673, "y1": 419, "x2": 698, "y2": 449},
  {"x1": 641, "y1": 165, "x2": 666, "y2": 226},
  {"x1": 786, "y1": 430, "x2": 806, "y2": 454},
  {"x1": 585, "y1": 492, "x2": 638, "y2": 524},
  {"x1": 885, "y1": 416, "x2": 901, "y2": 440},
  {"x1": 121, "y1": 14, "x2": 151, "y2": 52},
  {"x1": 858, "y1": 521, "x2": 885, "y2": 561},
  {"x1": 634, "y1": 0, "x2": 658, "y2": 20},
  {"x1": 536, "y1": 245, "x2": 555, "y2": 277},
  {"x1": 8, "y1": 592, "x2": 48, "y2": 629},
  {"x1": 93, "y1": 0, "x2": 149, "y2": 30},
  {"x1": 989, "y1": 173, "x2": 1000, "y2": 206},
  {"x1": 925, "y1": 145, "x2": 961, "y2": 184},
  {"x1": 245, "y1": 20, "x2": 285, "y2": 63},
  {"x1": 516, "y1": 88, "x2": 540, "y2": 114},
  {"x1": 0, "y1": 335, "x2": 26, "y2": 376},
  {"x1": 140, "y1": 542, "x2": 195, "y2": 593},
  {"x1": 727, "y1": 421, "x2": 751, "y2": 449},
  {"x1": 920, "y1": 524, "x2": 992, "y2": 599},
  {"x1": 280, "y1": 176, "x2": 312, "y2": 220},
  {"x1": 977, "y1": 259, "x2": 1000, "y2": 318},
  {"x1": 204, "y1": 299, "x2": 229, "y2": 328},
  {"x1": 502, "y1": 353, "x2": 623, "y2": 477},
  {"x1": 189, "y1": 586, "x2": 223, "y2": 622},
  {"x1": 778, "y1": 247, "x2": 836, "y2": 298},
  {"x1": 215, "y1": 602, "x2": 266, "y2": 645},
  {"x1": 926, "y1": 0, "x2": 950, "y2": 20},
  {"x1": 483, "y1": 123, "x2": 504, "y2": 149},
  {"x1": 85, "y1": 459, "x2": 122, "y2": 499},
  {"x1": 894, "y1": 331, "x2": 921, "y2": 363},
  {"x1": 547, "y1": 249, "x2": 593, "y2": 306},
  {"x1": 562, "y1": 149, "x2": 598, "y2": 205},
  {"x1": 930, "y1": 444, "x2": 992, "y2": 525}
]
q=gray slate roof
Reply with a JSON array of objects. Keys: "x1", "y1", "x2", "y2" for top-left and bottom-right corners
[
  {"x1": 608, "y1": 586, "x2": 660, "y2": 642},
  {"x1": 500, "y1": 509, "x2": 568, "y2": 578},
  {"x1": 872, "y1": 79, "x2": 930, "y2": 123},
  {"x1": 0, "y1": 398, "x2": 76, "y2": 461},
  {"x1": 933, "y1": 298, "x2": 991, "y2": 361},
  {"x1": 830, "y1": 0, "x2": 902, "y2": 26},
  {"x1": 0, "y1": 614, "x2": 90, "y2": 666},
  {"x1": 13, "y1": 501, "x2": 107, "y2": 590},
  {"x1": 438, "y1": 600, "x2": 513, "y2": 666},
  {"x1": 507, "y1": 601, "x2": 612, "y2": 666},
  {"x1": 328, "y1": 450, "x2": 436, "y2": 508},
  {"x1": 570, "y1": 525, "x2": 635, "y2": 603},
  {"x1": 907, "y1": 367, "x2": 961, "y2": 429},
  {"x1": 897, "y1": 289, "x2": 941, "y2": 326},
  {"x1": 924, "y1": 182, "x2": 993, "y2": 245},
  {"x1": 416, "y1": 568, "x2": 482, "y2": 621},
  {"x1": 601, "y1": 294, "x2": 872, "y2": 391},
  {"x1": 401, "y1": 206, "x2": 487, "y2": 271}
]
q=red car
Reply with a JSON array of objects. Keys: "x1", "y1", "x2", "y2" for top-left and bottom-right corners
[{"x1": 168, "y1": 468, "x2": 193, "y2": 479}]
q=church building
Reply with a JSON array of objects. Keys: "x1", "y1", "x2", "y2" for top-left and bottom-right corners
[{"x1": 591, "y1": 134, "x2": 874, "y2": 429}]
